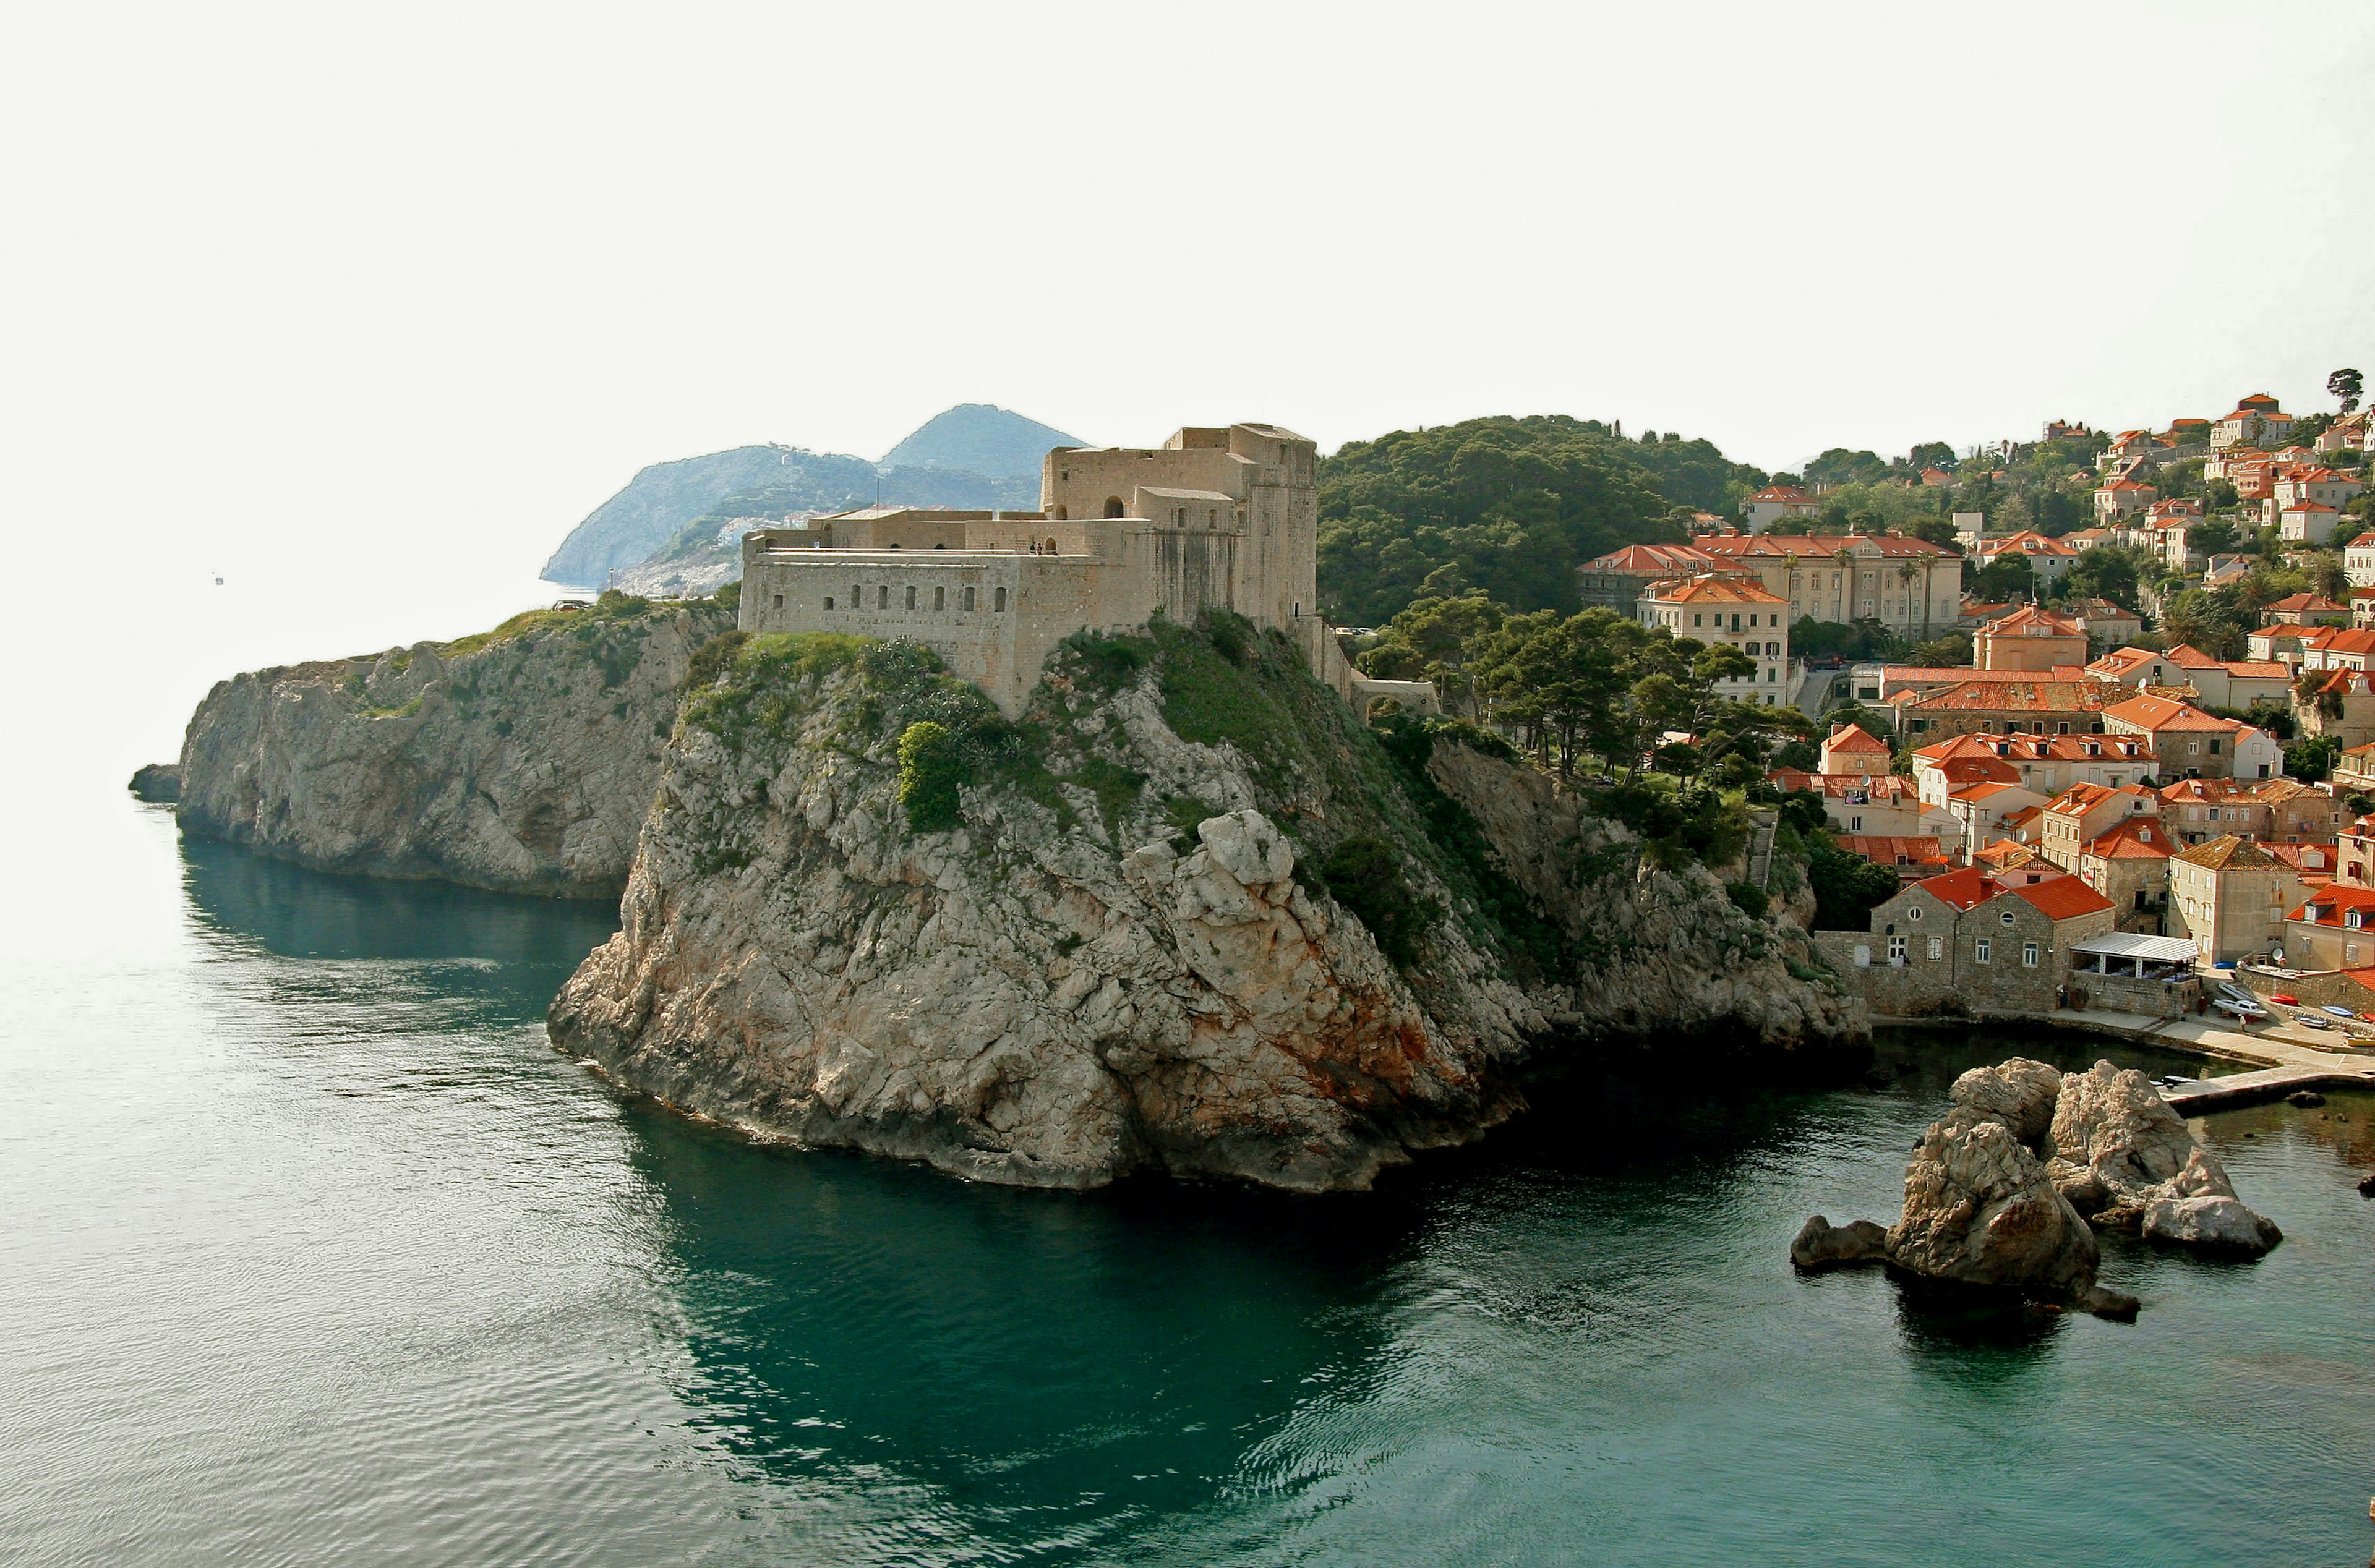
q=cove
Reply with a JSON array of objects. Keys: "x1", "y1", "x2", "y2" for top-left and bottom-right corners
[{"x1": 1, "y1": 809, "x2": 2369, "y2": 1566}]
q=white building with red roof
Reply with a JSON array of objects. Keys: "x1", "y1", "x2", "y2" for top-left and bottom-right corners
[
  {"x1": 2092, "y1": 478, "x2": 2157, "y2": 521},
  {"x1": 2277, "y1": 500, "x2": 2342, "y2": 545},
  {"x1": 1692, "y1": 531, "x2": 1962, "y2": 636},
  {"x1": 1972, "y1": 530, "x2": 2079, "y2": 588},
  {"x1": 2212, "y1": 396, "x2": 2296, "y2": 451},
  {"x1": 2102, "y1": 693, "x2": 2283, "y2": 780},
  {"x1": 1739, "y1": 485, "x2": 1821, "y2": 531},
  {"x1": 1635, "y1": 574, "x2": 1795, "y2": 705}
]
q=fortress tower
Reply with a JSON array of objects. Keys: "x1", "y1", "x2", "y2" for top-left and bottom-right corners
[{"x1": 737, "y1": 422, "x2": 1423, "y2": 716}]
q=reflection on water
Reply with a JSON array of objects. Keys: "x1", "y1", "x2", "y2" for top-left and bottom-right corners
[{"x1": 0, "y1": 817, "x2": 2369, "y2": 1567}]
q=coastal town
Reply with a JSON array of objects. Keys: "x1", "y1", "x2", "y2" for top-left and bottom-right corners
[{"x1": 1561, "y1": 385, "x2": 2375, "y2": 1049}]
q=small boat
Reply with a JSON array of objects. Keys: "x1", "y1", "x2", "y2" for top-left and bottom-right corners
[
  {"x1": 2271, "y1": 992, "x2": 2299, "y2": 1005},
  {"x1": 2321, "y1": 1005, "x2": 2356, "y2": 1018}
]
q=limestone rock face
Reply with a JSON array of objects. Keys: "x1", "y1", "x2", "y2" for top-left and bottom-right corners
[
  {"x1": 2047, "y1": 1060, "x2": 2278, "y2": 1251},
  {"x1": 175, "y1": 602, "x2": 729, "y2": 898},
  {"x1": 551, "y1": 637, "x2": 1864, "y2": 1192},
  {"x1": 1949, "y1": 1057, "x2": 2063, "y2": 1150},
  {"x1": 2141, "y1": 1193, "x2": 2284, "y2": 1253},
  {"x1": 1887, "y1": 1107, "x2": 2102, "y2": 1298}
]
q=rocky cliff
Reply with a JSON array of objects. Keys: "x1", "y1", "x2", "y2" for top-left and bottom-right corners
[
  {"x1": 549, "y1": 617, "x2": 1864, "y2": 1192},
  {"x1": 176, "y1": 594, "x2": 734, "y2": 898}
]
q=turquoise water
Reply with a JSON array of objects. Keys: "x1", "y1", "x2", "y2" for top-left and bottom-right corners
[{"x1": 4, "y1": 801, "x2": 2373, "y2": 1566}]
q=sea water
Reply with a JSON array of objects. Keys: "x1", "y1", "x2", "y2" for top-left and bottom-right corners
[{"x1": 1, "y1": 796, "x2": 2370, "y2": 1566}]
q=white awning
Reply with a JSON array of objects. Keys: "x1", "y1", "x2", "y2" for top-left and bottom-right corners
[{"x1": 2072, "y1": 932, "x2": 2199, "y2": 963}]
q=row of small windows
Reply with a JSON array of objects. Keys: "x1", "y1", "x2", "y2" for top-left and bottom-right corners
[
  {"x1": 1864, "y1": 935, "x2": 2040, "y2": 966},
  {"x1": 792, "y1": 584, "x2": 1008, "y2": 613}
]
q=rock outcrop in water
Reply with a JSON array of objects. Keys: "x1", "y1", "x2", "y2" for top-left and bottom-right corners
[
  {"x1": 2048, "y1": 1060, "x2": 2282, "y2": 1254},
  {"x1": 1793, "y1": 1054, "x2": 2284, "y2": 1316},
  {"x1": 129, "y1": 763, "x2": 182, "y2": 803},
  {"x1": 175, "y1": 594, "x2": 732, "y2": 898},
  {"x1": 549, "y1": 620, "x2": 1865, "y2": 1192}
]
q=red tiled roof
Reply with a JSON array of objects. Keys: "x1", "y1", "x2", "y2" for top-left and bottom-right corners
[
  {"x1": 2085, "y1": 818, "x2": 2172, "y2": 859},
  {"x1": 1586, "y1": 543, "x2": 1715, "y2": 571},
  {"x1": 2102, "y1": 693, "x2": 2235, "y2": 731},
  {"x1": 1909, "y1": 680, "x2": 2110, "y2": 713},
  {"x1": 1912, "y1": 867, "x2": 1994, "y2": 911},
  {"x1": 1836, "y1": 835, "x2": 1949, "y2": 867},
  {"x1": 2008, "y1": 876, "x2": 2115, "y2": 921},
  {"x1": 1699, "y1": 534, "x2": 1954, "y2": 560},
  {"x1": 2288, "y1": 884, "x2": 2375, "y2": 925},
  {"x1": 1981, "y1": 605, "x2": 2086, "y2": 637},
  {"x1": 1824, "y1": 723, "x2": 1892, "y2": 754},
  {"x1": 1644, "y1": 573, "x2": 1789, "y2": 605}
]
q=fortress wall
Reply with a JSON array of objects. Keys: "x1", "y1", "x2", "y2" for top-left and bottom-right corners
[{"x1": 1042, "y1": 446, "x2": 1246, "y2": 522}]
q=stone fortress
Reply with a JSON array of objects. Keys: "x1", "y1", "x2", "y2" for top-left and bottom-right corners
[{"x1": 738, "y1": 422, "x2": 1432, "y2": 715}]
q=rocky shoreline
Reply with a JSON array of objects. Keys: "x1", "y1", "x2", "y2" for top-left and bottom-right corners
[
  {"x1": 548, "y1": 623, "x2": 1867, "y2": 1193},
  {"x1": 166, "y1": 595, "x2": 729, "y2": 899}
]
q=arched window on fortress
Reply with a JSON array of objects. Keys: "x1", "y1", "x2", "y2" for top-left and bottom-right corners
[
  {"x1": 878, "y1": 586, "x2": 889, "y2": 609},
  {"x1": 850, "y1": 585, "x2": 860, "y2": 608},
  {"x1": 1053, "y1": 506, "x2": 1067, "y2": 520},
  {"x1": 995, "y1": 587, "x2": 1008, "y2": 612},
  {"x1": 1103, "y1": 497, "x2": 1125, "y2": 518},
  {"x1": 1044, "y1": 537, "x2": 1057, "y2": 553},
  {"x1": 963, "y1": 586, "x2": 976, "y2": 611},
  {"x1": 905, "y1": 586, "x2": 917, "y2": 610}
]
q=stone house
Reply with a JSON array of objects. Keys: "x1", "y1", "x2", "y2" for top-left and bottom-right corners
[
  {"x1": 2247, "y1": 777, "x2": 2344, "y2": 844},
  {"x1": 2159, "y1": 777, "x2": 2268, "y2": 846},
  {"x1": 2212, "y1": 396, "x2": 2295, "y2": 451},
  {"x1": 1975, "y1": 605, "x2": 2089, "y2": 671},
  {"x1": 2278, "y1": 501, "x2": 2341, "y2": 545},
  {"x1": 1818, "y1": 723, "x2": 1893, "y2": 775},
  {"x1": 738, "y1": 422, "x2": 1372, "y2": 717},
  {"x1": 2260, "y1": 592, "x2": 2351, "y2": 628},
  {"x1": 1912, "y1": 732, "x2": 2155, "y2": 804},
  {"x1": 2167, "y1": 835, "x2": 2301, "y2": 963},
  {"x1": 2102, "y1": 693, "x2": 2282, "y2": 780},
  {"x1": 1943, "y1": 780, "x2": 2050, "y2": 856},
  {"x1": 2075, "y1": 817, "x2": 2174, "y2": 934},
  {"x1": 2066, "y1": 598, "x2": 2143, "y2": 644},
  {"x1": 2295, "y1": 668, "x2": 2375, "y2": 750},
  {"x1": 1813, "y1": 866, "x2": 2116, "y2": 1017},
  {"x1": 1769, "y1": 770, "x2": 1950, "y2": 842},
  {"x1": 2154, "y1": 646, "x2": 2295, "y2": 710},
  {"x1": 2092, "y1": 479, "x2": 2156, "y2": 521},
  {"x1": 1888, "y1": 679, "x2": 2112, "y2": 743},
  {"x1": 2279, "y1": 884, "x2": 2375, "y2": 972},
  {"x1": 2037, "y1": 782, "x2": 2159, "y2": 871}
]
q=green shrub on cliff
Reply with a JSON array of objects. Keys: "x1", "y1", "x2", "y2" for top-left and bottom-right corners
[
  {"x1": 1318, "y1": 836, "x2": 1436, "y2": 965},
  {"x1": 898, "y1": 721, "x2": 965, "y2": 831},
  {"x1": 683, "y1": 630, "x2": 749, "y2": 692}
]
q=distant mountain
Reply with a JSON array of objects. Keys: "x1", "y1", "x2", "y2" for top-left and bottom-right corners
[
  {"x1": 545, "y1": 406, "x2": 1088, "y2": 590},
  {"x1": 542, "y1": 446, "x2": 810, "y2": 587},
  {"x1": 878, "y1": 404, "x2": 1084, "y2": 478}
]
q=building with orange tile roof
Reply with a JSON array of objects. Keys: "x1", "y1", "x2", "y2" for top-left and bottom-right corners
[
  {"x1": 2075, "y1": 816, "x2": 2175, "y2": 934},
  {"x1": 1739, "y1": 484, "x2": 1821, "y2": 531},
  {"x1": 1637, "y1": 574, "x2": 1794, "y2": 707},
  {"x1": 2279, "y1": 883, "x2": 2375, "y2": 971},
  {"x1": 2039, "y1": 782, "x2": 2159, "y2": 871},
  {"x1": 1812, "y1": 859, "x2": 2115, "y2": 1017},
  {"x1": 2168, "y1": 834, "x2": 2302, "y2": 963},
  {"x1": 1819, "y1": 722, "x2": 1893, "y2": 775},
  {"x1": 1575, "y1": 542, "x2": 1715, "y2": 610},
  {"x1": 1834, "y1": 835, "x2": 1952, "y2": 881},
  {"x1": 2213, "y1": 398, "x2": 2296, "y2": 451},
  {"x1": 1910, "y1": 731, "x2": 2155, "y2": 804},
  {"x1": 2102, "y1": 694, "x2": 2283, "y2": 780},
  {"x1": 1695, "y1": 531, "x2": 1962, "y2": 637},
  {"x1": 1886, "y1": 678, "x2": 2115, "y2": 745},
  {"x1": 1975, "y1": 604, "x2": 2089, "y2": 671},
  {"x1": 1971, "y1": 530, "x2": 2079, "y2": 589}
]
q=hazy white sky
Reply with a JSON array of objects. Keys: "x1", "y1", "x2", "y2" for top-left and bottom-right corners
[{"x1": 5, "y1": 1, "x2": 2373, "y2": 748}]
